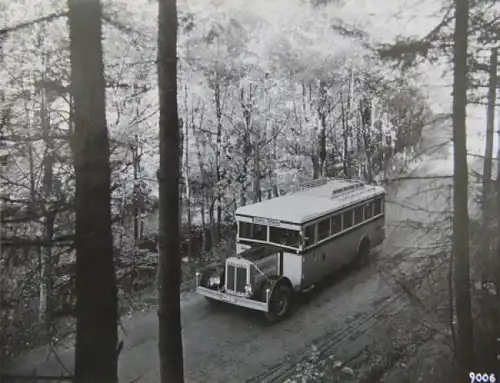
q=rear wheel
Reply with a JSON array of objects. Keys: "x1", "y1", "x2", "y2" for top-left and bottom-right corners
[
  {"x1": 264, "y1": 281, "x2": 293, "y2": 323},
  {"x1": 354, "y1": 239, "x2": 370, "y2": 269}
]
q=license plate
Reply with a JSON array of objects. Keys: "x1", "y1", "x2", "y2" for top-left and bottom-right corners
[{"x1": 220, "y1": 294, "x2": 237, "y2": 303}]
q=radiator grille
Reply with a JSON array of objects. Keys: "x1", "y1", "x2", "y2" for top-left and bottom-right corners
[
  {"x1": 236, "y1": 267, "x2": 247, "y2": 293},
  {"x1": 226, "y1": 264, "x2": 247, "y2": 293},
  {"x1": 227, "y1": 264, "x2": 235, "y2": 290}
]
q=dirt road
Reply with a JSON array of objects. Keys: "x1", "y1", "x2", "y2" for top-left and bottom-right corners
[{"x1": 4, "y1": 118, "x2": 460, "y2": 383}]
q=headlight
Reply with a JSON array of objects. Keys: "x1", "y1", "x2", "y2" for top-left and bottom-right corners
[
  {"x1": 244, "y1": 284, "x2": 252, "y2": 296},
  {"x1": 208, "y1": 276, "x2": 221, "y2": 287}
]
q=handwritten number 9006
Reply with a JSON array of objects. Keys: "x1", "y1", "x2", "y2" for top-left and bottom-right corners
[{"x1": 470, "y1": 372, "x2": 496, "y2": 382}]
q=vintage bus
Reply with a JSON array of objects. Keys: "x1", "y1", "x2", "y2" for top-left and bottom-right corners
[{"x1": 195, "y1": 177, "x2": 386, "y2": 322}]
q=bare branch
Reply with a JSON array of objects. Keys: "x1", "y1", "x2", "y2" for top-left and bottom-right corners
[{"x1": 0, "y1": 11, "x2": 68, "y2": 37}]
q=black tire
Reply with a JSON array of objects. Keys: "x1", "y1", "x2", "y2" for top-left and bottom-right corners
[
  {"x1": 354, "y1": 239, "x2": 370, "y2": 269},
  {"x1": 264, "y1": 281, "x2": 293, "y2": 323}
]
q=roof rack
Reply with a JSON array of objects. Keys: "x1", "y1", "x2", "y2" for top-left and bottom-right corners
[
  {"x1": 331, "y1": 182, "x2": 364, "y2": 197},
  {"x1": 286, "y1": 177, "x2": 365, "y2": 196},
  {"x1": 287, "y1": 177, "x2": 331, "y2": 194}
]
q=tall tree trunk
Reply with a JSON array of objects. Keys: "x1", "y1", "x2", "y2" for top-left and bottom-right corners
[
  {"x1": 482, "y1": 47, "x2": 497, "y2": 278},
  {"x1": 240, "y1": 152, "x2": 249, "y2": 206},
  {"x1": 214, "y1": 81, "x2": 222, "y2": 242},
  {"x1": 271, "y1": 123, "x2": 279, "y2": 197},
  {"x1": 68, "y1": 0, "x2": 118, "y2": 381},
  {"x1": 183, "y1": 93, "x2": 192, "y2": 260},
  {"x1": 192, "y1": 106, "x2": 208, "y2": 254},
  {"x1": 209, "y1": 198, "x2": 216, "y2": 254},
  {"x1": 451, "y1": 0, "x2": 475, "y2": 377},
  {"x1": 363, "y1": 131, "x2": 373, "y2": 183},
  {"x1": 252, "y1": 141, "x2": 261, "y2": 203},
  {"x1": 39, "y1": 84, "x2": 55, "y2": 327},
  {"x1": 340, "y1": 90, "x2": 349, "y2": 176},
  {"x1": 200, "y1": 188, "x2": 207, "y2": 253},
  {"x1": 361, "y1": 99, "x2": 373, "y2": 183},
  {"x1": 318, "y1": 81, "x2": 327, "y2": 178},
  {"x1": 495, "y1": 79, "x2": 500, "y2": 377},
  {"x1": 132, "y1": 138, "x2": 140, "y2": 242},
  {"x1": 157, "y1": 0, "x2": 184, "y2": 380}
]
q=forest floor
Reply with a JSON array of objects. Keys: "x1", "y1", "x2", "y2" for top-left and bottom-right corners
[{"x1": 3, "y1": 117, "x2": 468, "y2": 383}]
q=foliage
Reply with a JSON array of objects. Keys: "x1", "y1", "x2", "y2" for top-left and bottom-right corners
[{"x1": 0, "y1": 0, "x2": 431, "y2": 366}]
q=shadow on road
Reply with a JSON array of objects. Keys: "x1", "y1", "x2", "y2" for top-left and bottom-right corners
[{"x1": 202, "y1": 254, "x2": 380, "y2": 328}]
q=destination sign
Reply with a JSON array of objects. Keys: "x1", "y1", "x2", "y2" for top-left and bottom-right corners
[{"x1": 252, "y1": 217, "x2": 281, "y2": 226}]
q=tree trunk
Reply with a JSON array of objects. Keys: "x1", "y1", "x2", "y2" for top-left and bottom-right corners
[
  {"x1": 183, "y1": 97, "x2": 192, "y2": 260},
  {"x1": 451, "y1": 0, "x2": 475, "y2": 377},
  {"x1": 361, "y1": 99, "x2": 373, "y2": 183},
  {"x1": 214, "y1": 81, "x2": 222, "y2": 242},
  {"x1": 240, "y1": 153, "x2": 249, "y2": 206},
  {"x1": 68, "y1": 0, "x2": 118, "y2": 380},
  {"x1": 192, "y1": 108, "x2": 208, "y2": 254},
  {"x1": 318, "y1": 81, "x2": 327, "y2": 178},
  {"x1": 495, "y1": 80, "x2": 500, "y2": 376},
  {"x1": 200, "y1": 188, "x2": 207, "y2": 253},
  {"x1": 252, "y1": 141, "x2": 261, "y2": 203},
  {"x1": 482, "y1": 47, "x2": 497, "y2": 279},
  {"x1": 271, "y1": 122, "x2": 279, "y2": 197},
  {"x1": 39, "y1": 85, "x2": 55, "y2": 327},
  {"x1": 157, "y1": 0, "x2": 185, "y2": 380},
  {"x1": 363, "y1": 130, "x2": 373, "y2": 183},
  {"x1": 340, "y1": 90, "x2": 349, "y2": 176},
  {"x1": 132, "y1": 139, "x2": 140, "y2": 243},
  {"x1": 209, "y1": 199, "x2": 216, "y2": 254}
]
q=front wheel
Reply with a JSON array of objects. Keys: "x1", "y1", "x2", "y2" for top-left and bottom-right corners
[{"x1": 264, "y1": 282, "x2": 293, "y2": 323}]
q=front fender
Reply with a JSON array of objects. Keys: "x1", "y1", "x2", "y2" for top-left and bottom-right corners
[
  {"x1": 197, "y1": 263, "x2": 225, "y2": 289},
  {"x1": 257, "y1": 276, "x2": 293, "y2": 301}
]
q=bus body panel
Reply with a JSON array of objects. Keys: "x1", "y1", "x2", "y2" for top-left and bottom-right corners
[
  {"x1": 301, "y1": 215, "x2": 385, "y2": 288},
  {"x1": 282, "y1": 252, "x2": 303, "y2": 290}
]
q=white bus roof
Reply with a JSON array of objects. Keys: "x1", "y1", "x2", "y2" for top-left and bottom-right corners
[{"x1": 235, "y1": 179, "x2": 385, "y2": 225}]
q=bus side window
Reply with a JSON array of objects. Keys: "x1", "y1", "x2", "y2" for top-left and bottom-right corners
[
  {"x1": 343, "y1": 209, "x2": 353, "y2": 229},
  {"x1": 354, "y1": 206, "x2": 363, "y2": 224},
  {"x1": 374, "y1": 198, "x2": 382, "y2": 216},
  {"x1": 331, "y1": 214, "x2": 342, "y2": 235},
  {"x1": 365, "y1": 202, "x2": 373, "y2": 219},
  {"x1": 305, "y1": 225, "x2": 315, "y2": 247},
  {"x1": 317, "y1": 218, "x2": 330, "y2": 242}
]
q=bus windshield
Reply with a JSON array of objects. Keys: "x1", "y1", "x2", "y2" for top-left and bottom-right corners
[
  {"x1": 238, "y1": 222, "x2": 300, "y2": 249},
  {"x1": 239, "y1": 222, "x2": 267, "y2": 241}
]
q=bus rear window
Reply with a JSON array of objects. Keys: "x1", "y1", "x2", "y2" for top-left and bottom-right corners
[
  {"x1": 239, "y1": 222, "x2": 267, "y2": 241},
  {"x1": 269, "y1": 227, "x2": 300, "y2": 248}
]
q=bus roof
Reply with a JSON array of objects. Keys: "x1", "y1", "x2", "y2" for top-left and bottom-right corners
[{"x1": 235, "y1": 179, "x2": 385, "y2": 225}]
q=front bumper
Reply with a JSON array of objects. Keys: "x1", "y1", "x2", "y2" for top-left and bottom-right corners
[{"x1": 196, "y1": 273, "x2": 270, "y2": 312}]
